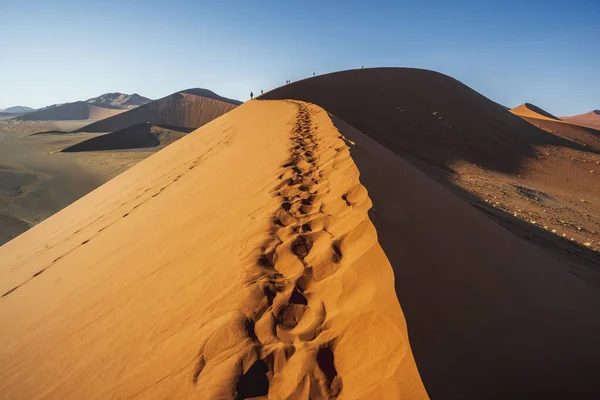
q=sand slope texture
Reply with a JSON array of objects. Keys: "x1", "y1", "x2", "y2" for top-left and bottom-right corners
[
  {"x1": 262, "y1": 68, "x2": 600, "y2": 398},
  {"x1": 0, "y1": 100, "x2": 428, "y2": 399}
]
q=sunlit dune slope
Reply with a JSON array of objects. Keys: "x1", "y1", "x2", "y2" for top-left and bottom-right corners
[
  {"x1": 510, "y1": 103, "x2": 560, "y2": 121},
  {"x1": 0, "y1": 100, "x2": 427, "y2": 399},
  {"x1": 510, "y1": 105, "x2": 600, "y2": 149},
  {"x1": 75, "y1": 89, "x2": 241, "y2": 133},
  {"x1": 261, "y1": 68, "x2": 580, "y2": 173}
]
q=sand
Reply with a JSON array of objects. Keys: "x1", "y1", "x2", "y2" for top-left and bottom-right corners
[
  {"x1": 75, "y1": 90, "x2": 241, "y2": 133},
  {"x1": 0, "y1": 131, "x2": 148, "y2": 246},
  {"x1": 0, "y1": 100, "x2": 428, "y2": 399},
  {"x1": 0, "y1": 120, "x2": 98, "y2": 134},
  {"x1": 262, "y1": 68, "x2": 600, "y2": 257},
  {"x1": 261, "y1": 68, "x2": 582, "y2": 175},
  {"x1": 562, "y1": 110, "x2": 600, "y2": 131},
  {"x1": 517, "y1": 115, "x2": 600, "y2": 150},
  {"x1": 86, "y1": 93, "x2": 152, "y2": 109},
  {"x1": 334, "y1": 116, "x2": 600, "y2": 398},
  {"x1": 61, "y1": 123, "x2": 193, "y2": 152},
  {"x1": 15, "y1": 102, "x2": 126, "y2": 121},
  {"x1": 2, "y1": 67, "x2": 599, "y2": 398},
  {"x1": 510, "y1": 103, "x2": 560, "y2": 121},
  {"x1": 260, "y1": 68, "x2": 600, "y2": 396}
]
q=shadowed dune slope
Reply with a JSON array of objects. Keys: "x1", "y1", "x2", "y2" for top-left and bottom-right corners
[
  {"x1": 61, "y1": 123, "x2": 192, "y2": 152},
  {"x1": 511, "y1": 103, "x2": 561, "y2": 121},
  {"x1": 261, "y1": 68, "x2": 585, "y2": 174},
  {"x1": 75, "y1": 90, "x2": 242, "y2": 133},
  {"x1": 0, "y1": 100, "x2": 428, "y2": 399},
  {"x1": 334, "y1": 116, "x2": 600, "y2": 399},
  {"x1": 562, "y1": 110, "x2": 600, "y2": 130},
  {"x1": 14, "y1": 102, "x2": 126, "y2": 121}
]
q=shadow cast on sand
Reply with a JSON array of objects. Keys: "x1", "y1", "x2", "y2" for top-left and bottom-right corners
[
  {"x1": 333, "y1": 115, "x2": 600, "y2": 399},
  {"x1": 261, "y1": 68, "x2": 598, "y2": 176}
]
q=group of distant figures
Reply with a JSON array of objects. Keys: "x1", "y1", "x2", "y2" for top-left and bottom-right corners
[{"x1": 250, "y1": 71, "x2": 329, "y2": 99}]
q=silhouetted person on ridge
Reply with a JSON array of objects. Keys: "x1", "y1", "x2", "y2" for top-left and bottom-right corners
[
  {"x1": 261, "y1": 90, "x2": 263, "y2": 95},
  {"x1": 313, "y1": 72, "x2": 315, "y2": 76},
  {"x1": 250, "y1": 92, "x2": 253, "y2": 100}
]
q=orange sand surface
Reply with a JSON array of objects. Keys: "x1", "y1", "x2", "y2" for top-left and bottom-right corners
[
  {"x1": 510, "y1": 103, "x2": 560, "y2": 121},
  {"x1": 0, "y1": 100, "x2": 427, "y2": 399}
]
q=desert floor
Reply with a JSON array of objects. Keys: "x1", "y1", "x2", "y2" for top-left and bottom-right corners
[{"x1": 0, "y1": 129, "x2": 148, "y2": 245}]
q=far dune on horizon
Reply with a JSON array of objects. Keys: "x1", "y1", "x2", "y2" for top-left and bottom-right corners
[{"x1": 562, "y1": 110, "x2": 600, "y2": 131}]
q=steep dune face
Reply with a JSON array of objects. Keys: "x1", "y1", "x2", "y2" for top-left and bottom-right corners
[
  {"x1": 510, "y1": 103, "x2": 560, "y2": 121},
  {"x1": 0, "y1": 100, "x2": 427, "y2": 399},
  {"x1": 76, "y1": 90, "x2": 241, "y2": 133},
  {"x1": 562, "y1": 110, "x2": 600, "y2": 130},
  {"x1": 334, "y1": 116, "x2": 600, "y2": 399},
  {"x1": 14, "y1": 102, "x2": 126, "y2": 121},
  {"x1": 261, "y1": 68, "x2": 577, "y2": 173}
]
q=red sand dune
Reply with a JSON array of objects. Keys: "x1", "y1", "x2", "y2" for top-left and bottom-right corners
[
  {"x1": 510, "y1": 103, "x2": 560, "y2": 121},
  {"x1": 75, "y1": 89, "x2": 242, "y2": 133},
  {"x1": 1, "y1": 69, "x2": 599, "y2": 399},
  {"x1": 562, "y1": 110, "x2": 600, "y2": 130},
  {"x1": 261, "y1": 68, "x2": 585, "y2": 174},
  {"x1": 518, "y1": 115, "x2": 600, "y2": 150},
  {"x1": 0, "y1": 101, "x2": 428, "y2": 399},
  {"x1": 262, "y1": 68, "x2": 600, "y2": 398},
  {"x1": 511, "y1": 104, "x2": 600, "y2": 149}
]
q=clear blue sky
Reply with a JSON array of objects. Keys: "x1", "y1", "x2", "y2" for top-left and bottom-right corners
[{"x1": 1, "y1": 0, "x2": 598, "y2": 115}]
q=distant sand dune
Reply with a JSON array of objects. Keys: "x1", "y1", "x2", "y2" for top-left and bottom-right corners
[
  {"x1": 511, "y1": 103, "x2": 560, "y2": 121},
  {"x1": 61, "y1": 123, "x2": 192, "y2": 152},
  {"x1": 75, "y1": 89, "x2": 242, "y2": 133},
  {"x1": 86, "y1": 92, "x2": 152, "y2": 109},
  {"x1": 510, "y1": 105, "x2": 600, "y2": 149},
  {"x1": 14, "y1": 101, "x2": 126, "y2": 121},
  {"x1": 562, "y1": 110, "x2": 600, "y2": 130},
  {"x1": 519, "y1": 115, "x2": 600, "y2": 149},
  {"x1": 262, "y1": 68, "x2": 585, "y2": 174}
]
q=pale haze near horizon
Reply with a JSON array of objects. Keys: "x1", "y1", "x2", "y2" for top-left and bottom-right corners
[{"x1": 0, "y1": 0, "x2": 598, "y2": 115}]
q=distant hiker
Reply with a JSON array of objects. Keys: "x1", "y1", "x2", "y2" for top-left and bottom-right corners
[
  {"x1": 261, "y1": 90, "x2": 263, "y2": 95},
  {"x1": 250, "y1": 92, "x2": 253, "y2": 100},
  {"x1": 313, "y1": 72, "x2": 315, "y2": 76}
]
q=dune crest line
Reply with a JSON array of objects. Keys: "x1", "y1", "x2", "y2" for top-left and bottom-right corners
[{"x1": 191, "y1": 101, "x2": 428, "y2": 399}]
